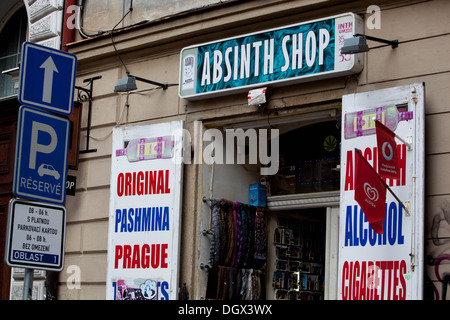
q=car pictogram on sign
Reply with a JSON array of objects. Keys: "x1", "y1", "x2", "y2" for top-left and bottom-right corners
[{"x1": 37, "y1": 163, "x2": 60, "y2": 180}]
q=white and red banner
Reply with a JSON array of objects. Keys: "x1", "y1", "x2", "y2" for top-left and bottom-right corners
[
  {"x1": 106, "y1": 121, "x2": 184, "y2": 300},
  {"x1": 339, "y1": 84, "x2": 425, "y2": 300}
]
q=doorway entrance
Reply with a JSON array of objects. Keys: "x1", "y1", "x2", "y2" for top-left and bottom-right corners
[
  {"x1": 264, "y1": 117, "x2": 342, "y2": 299},
  {"x1": 199, "y1": 108, "x2": 342, "y2": 300}
]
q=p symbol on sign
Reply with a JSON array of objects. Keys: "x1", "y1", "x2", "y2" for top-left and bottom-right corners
[{"x1": 29, "y1": 121, "x2": 58, "y2": 170}]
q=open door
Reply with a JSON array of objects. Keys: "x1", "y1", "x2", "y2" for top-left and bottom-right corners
[{"x1": 338, "y1": 83, "x2": 425, "y2": 300}]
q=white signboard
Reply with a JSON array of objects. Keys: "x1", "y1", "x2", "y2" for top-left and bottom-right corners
[
  {"x1": 106, "y1": 121, "x2": 184, "y2": 300},
  {"x1": 338, "y1": 83, "x2": 425, "y2": 300},
  {"x1": 5, "y1": 198, "x2": 66, "y2": 271}
]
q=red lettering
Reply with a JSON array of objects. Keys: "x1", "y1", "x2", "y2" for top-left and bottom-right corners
[
  {"x1": 114, "y1": 244, "x2": 169, "y2": 270},
  {"x1": 125, "y1": 172, "x2": 132, "y2": 196},
  {"x1": 399, "y1": 260, "x2": 407, "y2": 300},
  {"x1": 344, "y1": 145, "x2": 407, "y2": 191},
  {"x1": 151, "y1": 244, "x2": 160, "y2": 268},
  {"x1": 132, "y1": 172, "x2": 136, "y2": 195},
  {"x1": 374, "y1": 261, "x2": 381, "y2": 300},
  {"x1": 161, "y1": 243, "x2": 168, "y2": 268},
  {"x1": 359, "y1": 261, "x2": 367, "y2": 300},
  {"x1": 114, "y1": 245, "x2": 123, "y2": 268},
  {"x1": 117, "y1": 173, "x2": 124, "y2": 197},
  {"x1": 148, "y1": 171, "x2": 157, "y2": 194},
  {"x1": 132, "y1": 244, "x2": 140, "y2": 268},
  {"x1": 142, "y1": 244, "x2": 150, "y2": 268},
  {"x1": 393, "y1": 144, "x2": 406, "y2": 187},
  {"x1": 123, "y1": 245, "x2": 132, "y2": 268},
  {"x1": 352, "y1": 261, "x2": 360, "y2": 300},
  {"x1": 165, "y1": 170, "x2": 171, "y2": 194},
  {"x1": 157, "y1": 170, "x2": 164, "y2": 194},
  {"x1": 342, "y1": 261, "x2": 349, "y2": 300},
  {"x1": 116, "y1": 170, "x2": 171, "y2": 197},
  {"x1": 344, "y1": 150, "x2": 354, "y2": 191},
  {"x1": 393, "y1": 260, "x2": 399, "y2": 300},
  {"x1": 137, "y1": 171, "x2": 144, "y2": 195},
  {"x1": 341, "y1": 259, "x2": 407, "y2": 300}
]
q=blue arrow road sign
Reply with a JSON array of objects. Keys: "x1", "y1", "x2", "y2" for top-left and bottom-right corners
[
  {"x1": 13, "y1": 106, "x2": 71, "y2": 204},
  {"x1": 18, "y1": 42, "x2": 77, "y2": 115}
]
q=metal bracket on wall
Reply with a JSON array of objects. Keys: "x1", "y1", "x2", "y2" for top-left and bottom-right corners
[{"x1": 75, "y1": 75, "x2": 102, "y2": 153}]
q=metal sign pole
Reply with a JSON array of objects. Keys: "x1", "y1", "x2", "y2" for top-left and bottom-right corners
[{"x1": 22, "y1": 268, "x2": 34, "y2": 300}]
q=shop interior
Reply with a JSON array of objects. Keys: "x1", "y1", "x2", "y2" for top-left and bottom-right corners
[{"x1": 200, "y1": 108, "x2": 341, "y2": 300}]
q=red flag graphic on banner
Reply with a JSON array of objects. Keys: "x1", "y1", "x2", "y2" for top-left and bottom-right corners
[
  {"x1": 376, "y1": 120, "x2": 399, "y2": 179},
  {"x1": 354, "y1": 150, "x2": 387, "y2": 234}
]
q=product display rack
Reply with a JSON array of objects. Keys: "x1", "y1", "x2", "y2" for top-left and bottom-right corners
[{"x1": 272, "y1": 216, "x2": 325, "y2": 300}]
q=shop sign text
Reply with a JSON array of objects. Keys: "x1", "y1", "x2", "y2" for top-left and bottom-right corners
[{"x1": 180, "y1": 13, "x2": 363, "y2": 99}]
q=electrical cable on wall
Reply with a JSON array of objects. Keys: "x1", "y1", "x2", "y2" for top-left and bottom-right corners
[{"x1": 110, "y1": 1, "x2": 133, "y2": 75}]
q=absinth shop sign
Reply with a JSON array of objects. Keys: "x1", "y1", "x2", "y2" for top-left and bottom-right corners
[{"x1": 179, "y1": 13, "x2": 363, "y2": 99}]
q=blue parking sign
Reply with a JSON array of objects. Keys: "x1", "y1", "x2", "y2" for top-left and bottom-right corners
[
  {"x1": 18, "y1": 42, "x2": 77, "y2": 115},
  {"x1": 13, "y1": 106, "x2": 70, "y2": 204}
]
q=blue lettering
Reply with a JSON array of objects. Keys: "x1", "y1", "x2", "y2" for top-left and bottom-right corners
[
  {"x1": 160, "y1": 281, "x2": 169, "y2": 300},
  {"x1": 353, "y1": 205, "x2": 359, "y2": 246},
  {"x1": 120, "y1": 209, "x2": 127, "y2": 232},
  {"x1": 114, "y1": 207, "x2": 170, "y2": 233},
  {"x1": 359, "y1": 208, "x2": 367, "y2": 246},
  {"x1": 115, "y1": 209, "x2": 121, "y2": 232},
  {"x1": 142, "y1": 208, "x2": 151, "y2": 231},
  {"x1": 135, "y1": 208, "x2": 141, "y2": 232},
  {"x1": 345, "y1": 205, "x2": 353, "y2": 246},
  {"x1": 127, "y1": 208, "x2": 134, "y2": 232},
  {"x1": 162, "y1": 207, "x2": 169, "y2": 231},
  {"x1": 398, "y1": 205, "x2": 405, "y2": 244},
  {"x1": 346, "y1": 202, "x2": 404, "y2": 247},
  {"x1": 152, "y1": 207, "x2": 156, "y2": 231},
  {"x1": 155, "y1": 207, "x2": 162, "y2": 230},
  {"x1": 388, "y1": 202, "x2": 397, "y2": 245}
]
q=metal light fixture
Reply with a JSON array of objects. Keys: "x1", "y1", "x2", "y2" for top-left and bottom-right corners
[
  {"x1": 341, "y1": 33, "x2": 399, "y2": 54},
  {"x1": 114, "y1": 75, "x2": 168, "y2": 92}
]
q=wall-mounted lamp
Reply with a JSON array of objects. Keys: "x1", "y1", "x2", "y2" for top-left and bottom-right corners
[
  {"x1": 114, "y1": 75, "x2": 168, "y2": 92},
  {"x1": 341, "y1": 33, "x2": 399, "y2": 54}
]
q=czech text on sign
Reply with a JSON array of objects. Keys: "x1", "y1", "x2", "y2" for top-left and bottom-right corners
[
  {"x1": 5, "y1": 199, "x2": 66, "y2": 271},
  {"x1": 18, "y1": 41, "x2": 77, "y2": 115},
  {"x1": 338, "y1": 84, "x2": 425, "y2": 300},
  {"x1": 106, "y1": 121, "x2": 184, "y2": 300},
  {"x1": 179, "y1": 13, "x2": 363, "y2": 100},
  {"x1": 13, "y1": 106, "x2": 70, "y2": 204}
]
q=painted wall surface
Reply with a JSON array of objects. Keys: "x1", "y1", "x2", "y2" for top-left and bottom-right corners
[
  {"x1": 81, "y1": 0, "x2": 232, "y2": 34},
  {"x1": 43, "y1": 0, "x2": 450, "y2": 300}
]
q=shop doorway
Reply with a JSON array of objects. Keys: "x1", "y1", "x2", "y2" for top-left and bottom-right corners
[
  {"x1": 265, "y1": 118, "x2": 341, "y2": 300},
  {"x1": 199, "y1": 109, "x2": 341, "y2": 300},
  {"x1": 268, "y1": 208, "x2": 326, "y2": 299},
  {"x1": 266, "y1": 206, "x2": 339, "y2": 300}
]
